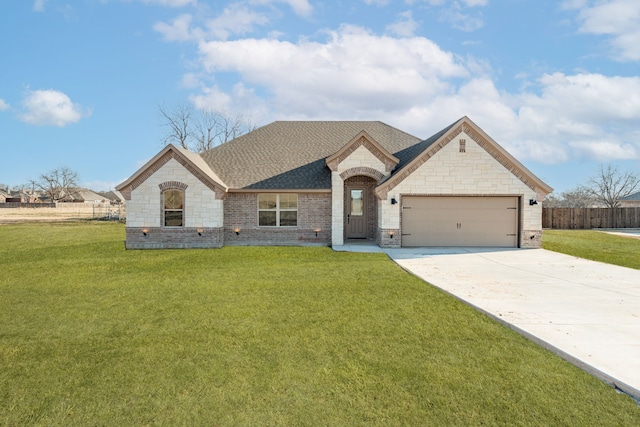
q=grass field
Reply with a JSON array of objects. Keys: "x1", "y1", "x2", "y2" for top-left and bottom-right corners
[
  {"x1": 1, "y1": 222, "x2": 639, "y2": 425},
  {"x1": 542, "y1": 229, "x2": 640, "y2": 269}
]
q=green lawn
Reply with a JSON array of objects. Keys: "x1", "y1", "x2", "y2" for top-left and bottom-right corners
[
  {"x1": 1, "y1": 222, "x2": 639, "y2": 426},
  {"x1": 543, "y1": 229, "x2": 640, "y2": 269}
]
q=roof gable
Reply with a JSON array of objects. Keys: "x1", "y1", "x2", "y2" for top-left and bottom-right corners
[
  {"x1": 116, "y1": 144, "x2": 227, "y2": 200},
  {"x1": 325, "y1": 130, "x2": 399, "y2": 173},
  {"x1": 376, "y1": 116, "x2": 553, "y2": 199}
]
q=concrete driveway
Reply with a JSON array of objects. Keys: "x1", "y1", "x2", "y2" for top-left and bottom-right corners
[{"x1": 383, "y1": 247, "x2": 640, "y2": 400}]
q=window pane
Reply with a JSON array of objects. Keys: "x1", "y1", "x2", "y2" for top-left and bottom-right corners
[
  {"x1": 280, "y1": 194, "x2": 298, "y2": 209},
  {"x1": 164, "y1": 190, "x2": 183, "y2": 209},
  {"x1": 350, "y1": 190, "x2": 363, "y2": 216},
  {"x1": 259, "y1": 194, "x2": 277, "y2": 210},
  {"x1": 259, "y1": 211, "x2": 276, "y2": 226},
  {"x1": 280, "y1": 211, "x2": 297, "y2": 227},
  {"x1": 165, "y1": 210, "x2": 183, "y2": 227}
]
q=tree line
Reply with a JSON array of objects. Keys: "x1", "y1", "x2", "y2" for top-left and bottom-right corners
[{"x1": 544, "y1": 164, "x2": 639, "y2": 208}]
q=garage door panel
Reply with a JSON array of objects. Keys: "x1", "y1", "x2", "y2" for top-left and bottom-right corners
[{"x1": 402, "y1": 196, "x2": 518, "y2": 247}]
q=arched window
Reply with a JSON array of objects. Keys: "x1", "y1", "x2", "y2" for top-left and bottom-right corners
[{"x1": 163, "y1": 189, "x2": 184, "y2": 227}]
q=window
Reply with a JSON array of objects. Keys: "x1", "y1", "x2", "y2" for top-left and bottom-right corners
[
  {"x1": 459, "y1": 139, "x2": 466, "y2": 153},
  {"x1": 163, "y1": 189, "x2": 184, "y2": 227},
  {"x1": 258, "y1": 194, "x2": 297, "y2": 227}
]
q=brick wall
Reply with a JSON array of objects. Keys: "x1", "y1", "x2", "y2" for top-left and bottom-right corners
[
  {"x1": 125, "y1": 226, "x2": 224, "y2": 249},
  {"x1": 223, "y1": 192, "x2": 332, "y2": 246}
]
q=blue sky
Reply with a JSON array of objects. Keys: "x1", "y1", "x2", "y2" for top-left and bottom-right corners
[{"x1": 1, "y1": 0, "x2": 639, "y2": 194}]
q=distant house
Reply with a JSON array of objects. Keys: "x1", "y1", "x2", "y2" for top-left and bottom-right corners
[
  {"x1": 117, "y1": 116, "x2": 552, "y2": 250},
  {"x1": 101, "y1": 190, "x2": 126, "y2": 205},
  {"x1": 7, "y1": 191, "x2": 38, "y2": 203},
  {"x1": 0, "y1": 189, "x2": 8, "y2": 203},
  {"x1": 620, "y1": 191, "x2": 640, "y2": 208},
  {"x1": 62, "y1": 189, "x2": 109, "y2": 204}
]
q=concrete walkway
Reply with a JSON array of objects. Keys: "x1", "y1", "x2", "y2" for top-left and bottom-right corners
[{"x1": 335, "y1": 244, "x2": 640, "y2": 400}]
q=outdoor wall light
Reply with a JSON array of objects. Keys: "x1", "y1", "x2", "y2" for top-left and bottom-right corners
[
  {"x1": 529, "y1": 198, "x2": 538, "y2": 206},
  {"x1": 142, "y1": 228, "x2": 149, "y2": 236},
  {"x1": 314, "y1": 228, "x2": 321, "y2": 237},
  {"x1": 197, "y1": 228, "x2": 204, "y2": 236},
  {"x1": 234, "y1": 227, "x2": 240, "y2": 236},
  {"x1": 391, "y1": 197, "x2": 398, "y2": 205},
  {"x1": 388, "y1": 230, "x2": 395, "y2": 239}
]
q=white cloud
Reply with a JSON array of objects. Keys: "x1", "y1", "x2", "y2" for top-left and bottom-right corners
[
  {"x1": 569, "y1": 139, "x2": 638, "y2": 160},
  {"x1": 140, "y1": 0, "x2": 196, "y2": 7},
  {"x1": 461, "y1": 0, "x2": 487, "y2": 6},
  {"x1": 439, "y1": 4, "x2": 484, "y2": 32},
  {"x1": 154, "y1": 5, "x2": 269, "y2": 42},
  {"x1": 33, "y1": 0, "x2": 47, "y2": 12},
  {"x1": 573, "y1": 0, "x2": 640, "y2": 61},
  {"x1": 386, "y1": 11, "x2": 420, "y2": 37},
  {"x1": 153, "y1": 0, "x2": 640, "y2": 167},
  {"x1": 154, "y1": 14, "x2": 198, "y2": 41},
  {"x1": 251, "y1": 0, "x2": 313, "y2": 17},
  {"x1": 198, "y1": 25, "x2": 468, "y2": 117},
  {"x1": 188, "y1": 24, "x2": 640, "y2": 163},
  {"x1": 205, "y1": 4, "x2": 270, "y2": 40},
  {"x1": 0, "y1": 99, "x2": 9, "y2": 111},
  {"x1": 364, "y1": 0, "x2": 388, "y2": 5},
  {"x1": 20, "y1": 89, "x2": 90, "y2": 127}
]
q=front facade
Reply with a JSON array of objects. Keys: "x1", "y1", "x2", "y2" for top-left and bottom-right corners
[{"x1": 116, "y1": 117, "x2": 552, "y2": 250}]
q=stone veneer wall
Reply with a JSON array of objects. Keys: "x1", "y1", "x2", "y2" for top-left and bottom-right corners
[
  {"x1": 124, "y1": 157, "x2": 225, "y2": 249},
  {"x1": 379, "y1": 130, "x2": 544, "y2": 248},
  {"x1": 223, "y1": 192, "x2": 332, "y2": 246},
  {"x1": 126, "y1": 158, "x2": 223, "y2": 229}
]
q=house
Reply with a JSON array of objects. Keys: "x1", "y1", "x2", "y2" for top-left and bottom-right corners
[
  {"x1": 7, "y1": 191, "x2": 38, "y2": 203},
  {"x1": 101, "y1": 190, "x2": 126, "y2": 205},
  {"x1": 0, "y1": 189, "x2": 8, "y2": 203},
  {"x1": 116, "y1": 116, "x2": 552, "y2": 250},
  {"x1": 61, "y1": 189, "x2": 109, "y2": 204},
  {"x1": 620, "y1": 191, "x2": 640, "y2": 208}
]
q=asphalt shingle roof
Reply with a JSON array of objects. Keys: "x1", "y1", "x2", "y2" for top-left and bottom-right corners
[
  {"x1": 621, "y1": 191, "x2": 640, "y2": 201},
  {"x1": 200, "y1": 121, "x2": 422, "y2": 189}
]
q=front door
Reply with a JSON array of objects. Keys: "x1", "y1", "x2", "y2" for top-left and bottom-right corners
[{"x1": 346, "y1": 187, "x2": 367, "y2": 239}]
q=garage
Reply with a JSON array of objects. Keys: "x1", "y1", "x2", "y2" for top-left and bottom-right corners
[{"x1": 401, "y1": 196, "x2": 519, "y2": 247}]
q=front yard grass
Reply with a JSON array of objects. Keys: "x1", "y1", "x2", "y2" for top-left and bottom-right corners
[
  {"x1": 543, "y1": 229, "x2": 640, "y2": 269},
  {"x1": 1, "y1": 222, "x2": 639, "y2": 425}
]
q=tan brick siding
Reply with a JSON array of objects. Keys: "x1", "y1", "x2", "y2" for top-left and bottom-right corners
[
  {"x1": 223, "y1": 192, "x2": 332, "y2": 245},
  {"x1": 125, "y1": 227, "x2": 224, "y2": 249}
]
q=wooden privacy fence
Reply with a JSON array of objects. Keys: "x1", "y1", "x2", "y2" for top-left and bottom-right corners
[{"x1": 543, "y1": 207, "x2": 640, "y2": 229}]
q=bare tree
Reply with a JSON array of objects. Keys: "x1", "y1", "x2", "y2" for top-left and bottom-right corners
[
  {"x1": 159, "y1": 104, "x2": 256, "y2": 153},
  {"x1": 159, "y1": 103, "x2": 193, "y2": 150},
  {"x1": 586, "y1": 164, "x2": 640, "y2": 208},
  {"x1": 34, "y1": 167, "x2": 79, "y2": 202},
  {"x1": 549, "y1": 186, "x2": 598, "y2": 208}
]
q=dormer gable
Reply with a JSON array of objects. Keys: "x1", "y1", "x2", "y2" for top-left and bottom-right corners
[{"x1": 325, "y1": 131, "x2": 399, "y2": 175}]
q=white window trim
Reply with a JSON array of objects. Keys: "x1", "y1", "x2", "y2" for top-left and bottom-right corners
[{"x1": 258, "y1": 193, "x2": 298, "y2": 227}]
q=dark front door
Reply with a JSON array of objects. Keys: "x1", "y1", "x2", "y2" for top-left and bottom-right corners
[{"x1": 346, "y1": 187, "x2": 367, "y2": 239}]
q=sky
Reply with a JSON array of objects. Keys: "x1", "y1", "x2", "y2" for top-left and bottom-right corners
[{"x1": 1, "y1": 0, "x2": 639, "y2": 194}]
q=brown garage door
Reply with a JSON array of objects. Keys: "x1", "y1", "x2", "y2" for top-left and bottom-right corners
[{"x1": 401, "y1": 196, "x2": 519, "y2": 247}]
